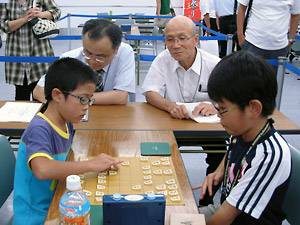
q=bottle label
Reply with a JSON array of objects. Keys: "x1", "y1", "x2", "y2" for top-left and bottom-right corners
[{"x1": 59, "y1": 201, "x2": 90, "y2": 225}]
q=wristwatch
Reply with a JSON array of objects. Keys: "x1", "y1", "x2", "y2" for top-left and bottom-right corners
[{"x1": 288, "y1": 39, "x2": 296, "y2": 44}]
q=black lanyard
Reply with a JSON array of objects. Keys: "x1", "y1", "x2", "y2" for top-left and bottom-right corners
[{"x1": 222, "y1": 118, "x2": 274, "y2": 196}]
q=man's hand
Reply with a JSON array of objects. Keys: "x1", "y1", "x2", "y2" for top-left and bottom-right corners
[
  {"x1": 238, "y1": 34, "x2": 245, "y2": 48},
  {"x1": 157, "y1": 13, "x2": 161, "y2": 22},
  {"x1": 169, "y1": 104, "x2": 190, "y2": 119},
  {"x1": 192, "y1": 102, "x2": 217, "y2": 117}
]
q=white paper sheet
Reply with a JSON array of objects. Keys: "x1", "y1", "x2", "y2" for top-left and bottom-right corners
[
  {"x1": 0, "y1": 102, "x2": 42, "y2": 122},
  {"x1": 176, "y1": 102, "x2": 220, "y2": 123}
]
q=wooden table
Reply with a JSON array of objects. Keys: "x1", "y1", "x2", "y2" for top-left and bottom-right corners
[
  {"x1": 74, "y1": 103, "x2": 300, "y2": 135},
  {"x1": 44, "y1": 130, "x2": 199, "y2": 225},
  {"x1": 1, "y1": 102, "x2": 300, "y2": 135}
]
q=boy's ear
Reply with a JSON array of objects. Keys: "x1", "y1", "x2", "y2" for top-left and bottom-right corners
[
  {"x1": 248, "y1": 99, "x2": 263, "y2": 119},
  {"x1": 51, "y1": 88, "x2": 64, "y2": 103}
]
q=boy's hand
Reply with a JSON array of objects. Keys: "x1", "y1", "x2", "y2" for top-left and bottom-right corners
[
  {"x1": 192, "y1": 102, "x2": 217, "y2": 117},
  {"x1": 200, "y1": 171, "x2": 223, "y2": 200},
  {"x1": 89, "y1": 153, "x2": 122, "y2": 172},
  {"x1": 192, "y1": 183, "x2": 203, "y2": 190},
  {"x1": 192, "y1": 171, "x2": 223, "y2": 201}
]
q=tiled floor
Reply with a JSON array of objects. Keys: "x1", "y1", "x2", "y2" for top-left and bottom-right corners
[{"x1": 0, "y1": 38, "x2": 299, "y2": 224}]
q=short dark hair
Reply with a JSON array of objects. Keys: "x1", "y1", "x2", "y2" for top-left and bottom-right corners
[
  {"x1": 82, "y1": 19, "x2": 122, "y2": 50},
  {"x1": 44, "y1": 57, "x2": 97, "y2": 102},
  {"x1": 208, "y1": 51, "x2": 277, "y2": 117}
]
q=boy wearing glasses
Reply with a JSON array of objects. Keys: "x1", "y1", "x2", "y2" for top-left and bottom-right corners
[
  {"x1": 33, "y1": 19, "x2": 135, "y2": 105},
  {"x1": 196, "y1": 51, "x2": 291, "y2": 224},
  {"x1": 13, "y1": 58, "x2": 122, "y2": 225}
]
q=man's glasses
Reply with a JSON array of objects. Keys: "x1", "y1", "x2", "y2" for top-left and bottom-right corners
[
  {"x1": 62, "y1": 91, "x2": 95, "y2": 106},
  {"x1": 164, "y1": 34, "x2": 196, "y2": 46},
  {"x1": 213, "y1": 103, "x2": 245, "y2": 117},
  {"x1": 82, "y1": 51, "x2": 105, "y2": 63}
]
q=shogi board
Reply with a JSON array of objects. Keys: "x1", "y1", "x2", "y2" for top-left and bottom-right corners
[{"x1": 78, "y1": 156, "x2": 185, "y2": 206}]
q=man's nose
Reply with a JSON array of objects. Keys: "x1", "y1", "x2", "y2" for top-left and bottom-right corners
[{"x1": 173, "y1": 39, "x2": 181, "y2": 47}]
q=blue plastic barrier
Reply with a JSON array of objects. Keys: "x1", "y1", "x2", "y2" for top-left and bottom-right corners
[
  {"x1": 286, "y1": 62, "x2": 300, "y2": 76},
  {"x1": 266, "y1": 59, "x2": 278, "y2": 66},
  {"x1": 72, "y1": 14, "x2": 129, "y2": 18},
  {"x1": 58, "y1": 14, "x2": 227, "y2": 39},
  {"x1": 194, "y1": 21, "x2": 227, "y2": 38},
  {"x1": 0, "y1": 57, "x2": 298, "y2": 79},
  {"x1": 126, "y1": 35, "x2": 164, "y2": 41},
  {"x1": 125, "y1": 34, "x2": 226, "y2": 41},
  {"x1": 138, "y1": 55, "x2": 300, "y2": 77},
  {"x1": 0, "y1": 56, "x2": 59, "y2": 63},
  {"x1": 51, "y1": 35, "x2": 81, "y2": 40},
  {"x1": 58, "y1": 14, "x2": 174, "y2": 21},
  {"x1": 1, "y1": 13, "x2": 298, "y2": 80},
  {"x1": 139, "y1": 55, "x2": 156, "y2": 62}
]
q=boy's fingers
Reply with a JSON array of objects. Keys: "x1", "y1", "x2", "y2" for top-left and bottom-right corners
[
  {"x1": 199, "y1": 178, "x2": 209, "y2": 199},
  {"x1": 192, "y1": 184, "x2": 203, "y2": 190},
  {"x1": 110, "y1": 160, "x2": 123, "y2": 170},
  {"x1": 207, "y1": 178, "x2": 214, "y2": 196}
]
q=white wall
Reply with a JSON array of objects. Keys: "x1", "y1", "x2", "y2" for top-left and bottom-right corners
[{"x1": 55, "y1": 0, "x2": 184, "y2": 28}]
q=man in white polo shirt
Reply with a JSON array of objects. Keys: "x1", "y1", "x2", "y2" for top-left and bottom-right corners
[
  {"x1": 33, "y1": 18, "x2": 135, "y2": 104},
  {"x1": 237, "y1": 0, "x2": 300, "y2": 59},
  {"x1": 142, "y1": 15, "x2": 224, "y2": 206},
  {"x1": 142, "y1": 15, "x2": 220, "y2": 119}
]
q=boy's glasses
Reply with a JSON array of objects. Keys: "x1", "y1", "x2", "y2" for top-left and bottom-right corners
[
  {"x1": 164, "y1": 34, "x2": 196, "y2": 46},
  {"x1": 82, "y1": 51, "x2": 105, "y2": 63},
  {"x1": 62, "y1": 91, "x2": 95, "y2": 106},
  {"x1": 213, "y1": 104, "x2": 243, "y2": 117}
]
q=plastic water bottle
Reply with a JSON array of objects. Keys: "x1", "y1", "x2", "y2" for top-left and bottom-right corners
[{"x1": 59, "y1": 175, "x2": 90, "y2": 225}]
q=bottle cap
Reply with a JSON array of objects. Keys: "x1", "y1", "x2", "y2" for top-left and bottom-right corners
[
  {"x1": 147, "y1": 193, "x2": 156, "y2": 200},
  {"x1": 113, "y1": 193, "x2": 122, "y2": 200},
  {"x1": 66, "y1": 175, "x2": 81, "y2": 191}
]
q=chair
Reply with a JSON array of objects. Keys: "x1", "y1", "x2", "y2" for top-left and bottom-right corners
[
  {"x1": 134, "y1": 26, "x2": 160, "y2": 85},
  {"x1": 134, "y1": 13, "x2": 150, "y2": 24},
  {"x1": 97, "y1": 12, "x2": 108, "y2": 16},
  {"x1": 97, "y1": 12, "x2": 109, "y2": 18},
  {"x1": 282, "y1": 145, "x2": 300, "y2": 225},
  {"x1": 115, "y1": 19, "x2": 136, "y2": 38},
  {"x1": 115, "y1": 19, "x2": 135, "y2": 26},
  {"x1": 140, "y1": 26, "x2": 159, "y2": 55},
  {"x1": 0, "y1": 134, "x2": 15, "y2": 224},
  {"x1": 151, "y1": 26, "x2": 159, "y2": 55}
]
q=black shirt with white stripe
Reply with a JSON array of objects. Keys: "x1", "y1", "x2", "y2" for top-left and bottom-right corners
[{"x1": 222, "y1": 126, "x2": 291, "y2": 224}]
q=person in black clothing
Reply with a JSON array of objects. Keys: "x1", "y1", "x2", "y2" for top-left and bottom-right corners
[{"x1": 214, "y1": 0, "x2": 240, "y2": 58}]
